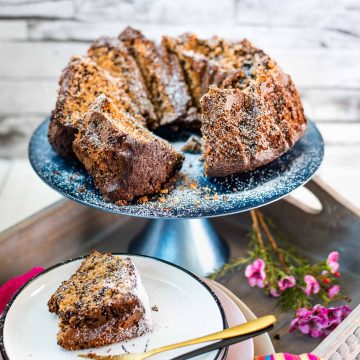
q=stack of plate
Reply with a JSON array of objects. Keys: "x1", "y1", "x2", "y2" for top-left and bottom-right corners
[{"x1": 0, "y1": 255, "x2": 274, "y2": 360}]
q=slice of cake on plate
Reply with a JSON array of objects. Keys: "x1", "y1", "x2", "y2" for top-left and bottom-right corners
[
  {"x1": 48, "y1": 251, "x2": 152, "y2": 350},
  {"x1": 72, "y1": 95, "x2": 184, "y2": 205},
  {"x1": 48, "y1": 56, "x2": 146, "y2": 157}
]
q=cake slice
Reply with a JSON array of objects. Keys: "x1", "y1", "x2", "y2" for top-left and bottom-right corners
[
  {"x1": 48, "y1": 251, "x2": 152, "y2": 350},
  {"x1": 119, "y1": 27, "x2": 196, "y2": 128},
  {"x1": 72, "y1": 95, "x2": 184, "y2": 204},
  {"x1": 48, "y1": 56, "x2": 146, "y2": 157},
  {"x1": 201, "y1": 54, "x2": 307, "y2": 177},
  {"x1": 88, "y1": 37, "x2": 157, "y2": 128}
]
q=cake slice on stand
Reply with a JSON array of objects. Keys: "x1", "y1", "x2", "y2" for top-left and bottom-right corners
[
  {"x1": 72, "y1": 95, "x2": 184, "y2": 205},
  {"x1": 48, "y1": 56, "x2": 146, "y2": 158}
]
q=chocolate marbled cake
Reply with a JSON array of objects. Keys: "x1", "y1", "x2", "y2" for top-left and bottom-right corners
[
  {"x1": 48, "y1": 251, "x2": 152, "y2": 350},
  {"x1": 72, "y1": 95, "x2": 184, "y2": 204}
]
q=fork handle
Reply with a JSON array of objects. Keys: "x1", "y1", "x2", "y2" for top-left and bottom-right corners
[
  {"x1": 149, "y1": 315, "x2": 276, "y2": 357},
  {"x1": 171, "y1": 325, "x2": 274, "y2": 360}
]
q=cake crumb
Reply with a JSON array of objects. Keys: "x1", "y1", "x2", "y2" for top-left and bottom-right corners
[
  {"x1": 78, "y1": 185, "x2": 86, "y2": 193},
  {"x1": 181, "y1": 135, "x2": 202, "y2": 154},
  {"x1": 151, "y1": 305, "x2": 159, "y2": 312},
  {"x1": 189, "y1": 182, "x2": 198, "y2": 190},
  {"x1": 138, "y1": 196, "x2": 148, "y2": 204}
]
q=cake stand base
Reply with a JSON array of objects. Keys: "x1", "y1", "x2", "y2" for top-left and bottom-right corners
[{"x1": 129, "y1": 218, "x2": 229, "y2": 275}]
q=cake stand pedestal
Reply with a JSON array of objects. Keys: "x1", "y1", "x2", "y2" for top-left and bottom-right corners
[
  {"x1": 29, "y1": 119, "x2": 323, "y2": 275},
  {"x1": 130, "y1": 218, "x2": 229, "y2": 274}
]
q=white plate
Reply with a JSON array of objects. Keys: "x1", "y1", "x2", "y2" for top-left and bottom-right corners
[
  {"x1": 203, "y1": 280, "x2": 254, "y2": 360},
  {"x1": 210, "y1": 280, "x2": 275, "y2": 356},
  {"x1": 0, "y1": 255, "x2": 226, "y2": 360}
]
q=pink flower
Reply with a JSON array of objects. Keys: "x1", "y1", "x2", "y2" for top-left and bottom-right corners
[
  {"x1": 299, "y1": 316, "x2": 328, "y2": 337},
  {"x1": 278, "y1": 276, "x2": 296, "y2": 291},
  {"x1": 326, "y1": 306, "x2": 343, "y2": 326},
  {"x1": 328, "y1": 285, "x2": 340, "y2": 299},
  {"x1": 327, "y1": 251, "x2": 339, "y2": 273},
  {"x1": 296, "y1": 308, "x2": 312, "y2": 317},
  {"x1": 304, "y1": 275, "x2": 320, "y2": 296},
  {"x1": 341, "y1": 305, "x2": 352, "y2": 318},
  {"x1": 312, "y1": 304, "x2": 329, "y2": 319},
  {"x1": 245, "y1": 259, "x2": 266, "y2": 288},
  {"x1": 290, "y1": 304, "x2": 352, "y2": 337},
  {"x1": 270, "y1": 287, "x2": 281, "y2": 297}
]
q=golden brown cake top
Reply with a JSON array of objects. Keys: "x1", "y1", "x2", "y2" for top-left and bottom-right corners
[
  {"x1": 201, "y1": 53, "x2": 307, "y2": 177},
  {"x1": 52, "y1": 55, "x2": 146, "y2": 130},
  {"x1": 119, "y1": 27, "x2": 194, "y2": 127},
  {"x1": 48, "y1": 251, "x2": 144, "y2": 320},
  {"x1": 88, "y1": 37, "x2": 157, "y2": 126}
]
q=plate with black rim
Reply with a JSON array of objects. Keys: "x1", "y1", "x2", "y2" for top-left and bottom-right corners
[
  {"x1": 29, "y1": 118, "x2": 323, "y2": 219},
  {"x1": 0, "y1": 254, "x2": 242, "y2": 360}
]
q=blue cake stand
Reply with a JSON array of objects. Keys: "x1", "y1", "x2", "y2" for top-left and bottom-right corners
[{"x1": 29, "y1": 119, "x2": 324, "y2": 275}]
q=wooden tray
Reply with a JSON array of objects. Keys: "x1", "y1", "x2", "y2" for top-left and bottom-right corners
[{"x1": 0, "y1": 176, "x2": 359, "y2": 355}]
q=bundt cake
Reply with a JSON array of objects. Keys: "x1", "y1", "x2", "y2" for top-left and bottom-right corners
[
  {"x1": 72, "y1": 95, "x2": 184, "y2": 205},
  {"x1": 48, "y1": 56, "x2": 146, "y2": 157},
  {"x1": 48, "y1": 27, "x2": 307, "y2": 203},
  {"x1": 48, "y1": 251, "x2": 152, "y2": 350}
]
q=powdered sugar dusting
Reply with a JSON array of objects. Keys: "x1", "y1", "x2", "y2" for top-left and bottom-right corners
[{"x1": 30, "y1": 119, "x2": 323, "y2": 219}]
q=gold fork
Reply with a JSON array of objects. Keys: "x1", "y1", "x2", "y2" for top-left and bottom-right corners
[{"x1": 78, "y1": 315, "x2": 276, "y2": 360}]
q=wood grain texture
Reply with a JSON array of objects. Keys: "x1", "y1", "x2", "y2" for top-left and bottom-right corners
[{"x1": 0, "y1": 178, "x2": 358, "y2": 355}]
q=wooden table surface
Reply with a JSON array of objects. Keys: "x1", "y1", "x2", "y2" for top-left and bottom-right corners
[{"x1": 0, "y1": 0, "x2": 359, "y2": 231}]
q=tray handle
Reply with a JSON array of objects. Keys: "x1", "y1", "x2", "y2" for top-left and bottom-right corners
[{"x1": 285, "y1": 175, "x2": 360, "y2": 217}]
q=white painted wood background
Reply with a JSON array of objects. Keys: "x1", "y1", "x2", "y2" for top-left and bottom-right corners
[{"x1": 0, "y1": 0, "x2": 359, "y2": 231}]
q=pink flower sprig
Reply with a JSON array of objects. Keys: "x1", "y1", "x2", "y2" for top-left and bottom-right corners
[
  {"x1": 290, "y1": 304, "x2": 351, "y2": 337},
  {"x1": 208, "y1": 210, "x2": 351, "y2": 338}
]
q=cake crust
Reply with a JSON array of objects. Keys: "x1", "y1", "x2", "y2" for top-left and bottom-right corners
[
  {"x1": 48, "y1": 56, "x2": 146, "y2": 157},
  {"x1": 201, "y1": 55, "x2": 306, "y2": 177},
  {"x1": 88, "y1": 37, "x2": 157, "y2": 128},
  {"x1": 119, "y1": 27, "x2": 197, "y2": 128},
  {"x1": 72, "y1": 95, "x2": 184, "y2": 204},
  {"x1": 48, "y1": 251, "x2": 152, "y2": 350}
]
